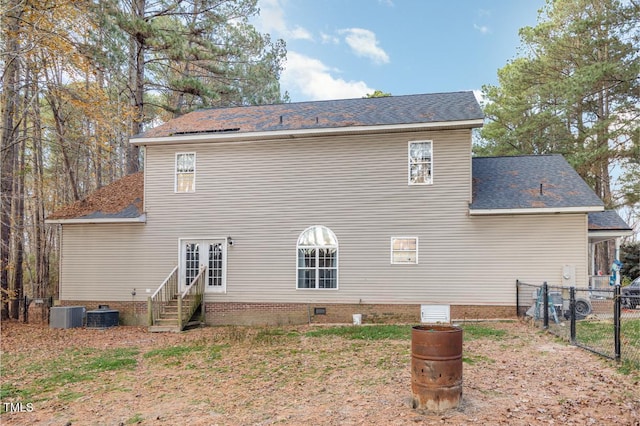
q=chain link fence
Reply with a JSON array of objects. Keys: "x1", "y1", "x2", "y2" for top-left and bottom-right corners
[{"x1": 516, "y1": 280, "x2": 640, "y2": 370}]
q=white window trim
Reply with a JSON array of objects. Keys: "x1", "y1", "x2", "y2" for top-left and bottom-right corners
[
  {"x1": 408, "y1": 140, "x2": 433, "y2": 185},
  {"x1": 175, "y1": 152, "x2": 196, "y2": 193},
  {"x1": 296, "y1": 226, "x2": 339, "y2": 290},
  {"x1": 390, "y1": 236, "x2": 419, "y2": 265}
]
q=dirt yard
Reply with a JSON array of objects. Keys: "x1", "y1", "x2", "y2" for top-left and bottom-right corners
[{"x1": 1, "y1": 320, "x2": 638, "y2": 425}]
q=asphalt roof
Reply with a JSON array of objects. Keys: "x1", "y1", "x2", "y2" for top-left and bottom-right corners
[
  {"x1": 470, "y1": 155, "x2": 605, "y2": 210},
  {"x1": 46, "y1": 172, "x2": 143, "y2": 221},
  {"x1": 588, "y1": 210, "x2": 633, "y2": 231},
  {"x1": 138, "y1": 91, "x2": 484, "y2": 138}
]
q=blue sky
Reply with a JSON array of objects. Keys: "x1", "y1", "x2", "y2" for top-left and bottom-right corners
[{"x1": 255, "y1": 0, "x2": 546, "y2": 102}]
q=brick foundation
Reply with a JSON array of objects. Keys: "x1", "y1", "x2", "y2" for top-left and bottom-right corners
[
  {"x1": 55, "y1": 300, "x2": 516, "y2": 326},
  {"x1": 204, "y1": 302, "x2": 516, "y2": 326}
]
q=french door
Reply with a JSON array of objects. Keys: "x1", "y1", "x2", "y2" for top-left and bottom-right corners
[{"x1": 180, "y1": 239, "x2": 226, "y2": 293}]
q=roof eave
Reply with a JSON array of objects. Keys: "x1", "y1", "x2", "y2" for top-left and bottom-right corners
[
  {"x1": 131, "y1": 119, "x2": 485, "y2": 146},
  {"x1": 46, "y1": 214, "x2": 146, "y2": 225},
  {"x1": 469, "y1": 206, "x2": 604, "y2": 216},
  {"x1": 588, "y1": 229, "x2": 634, "y2": 238}
]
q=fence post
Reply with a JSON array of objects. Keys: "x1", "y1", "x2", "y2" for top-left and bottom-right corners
[
  {"x1": 516, "y1": 280, "x2": 520, "y2": 318},
  {"x1": 542, "y1": 281, "x2": 549, "y2": 329},
  {"x1": 569, "y1": 287, "x2": 576, "y2": 344},
  {"x1": 614, "y1": 284, "x2": 621, "y2": 361}
]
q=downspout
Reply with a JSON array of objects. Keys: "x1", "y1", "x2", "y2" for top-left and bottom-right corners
[
  {"x1": 614, "y1": 238, "x2": 621, "y2": 286},
  {"x1": 57, "y1": 224, "x2": 63, "y2": 302}
]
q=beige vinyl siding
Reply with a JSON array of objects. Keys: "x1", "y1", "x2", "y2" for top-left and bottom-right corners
[
  {"x1": 59, "y1": 224, "x2": 156, "y2": 301},
  {"x1": 138, "y1": 129, "x2": 588, "y2": 306},
  {"x1": 58, "y1": 128, "x2": 589, "y2": 306}
]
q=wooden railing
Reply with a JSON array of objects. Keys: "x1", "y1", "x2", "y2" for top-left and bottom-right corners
[
  {"x1": 147, "y1": 266, "x2": 178, "y2": 326},
  {"x1": 178, "y1": 266, "x2": 206, "y2": 330}
]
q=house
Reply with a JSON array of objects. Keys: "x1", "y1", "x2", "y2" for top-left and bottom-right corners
[{"x1": 47, "y1": 92, "x2": 632, "y2": 330}]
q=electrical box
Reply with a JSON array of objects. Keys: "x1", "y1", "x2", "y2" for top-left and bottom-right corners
[
  {"x1": 86, "y1": 309, "x2": 119, "y2": 329},
  {"x1": 50, "y1": 306, "x2": 86, "y2": 329},
  {"x1": 562, "y1": 265, "x2": 576, "y2": 287}
]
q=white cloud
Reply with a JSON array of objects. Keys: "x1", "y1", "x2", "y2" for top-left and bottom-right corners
[
  {"x1": 320, "y1": 32, "x2": 340, "y2": 45},
  {"x1": 289, "y1": 25, "x2": 313, "y2": 41},
  {"x1": 281, "y1": 52, "x2": 374, "y2": 101},
  {"x1": 257, "y1": 0, "x2": 313, "y2": 40},
  {"x1": 339, "y1": 28, "x2": 390, "y2": 64},
  {"x1": 473, "y1": 24, "x2": 490, "y2": 35}
]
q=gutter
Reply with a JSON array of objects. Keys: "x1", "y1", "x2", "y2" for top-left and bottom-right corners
[
  {"x1": 131, "y1": 119, "x2": 485, "y2": 146},
  {"x1": 469, "y1": 206, "x2": 604, "y2": 216},
  {"x1": 46, "y1": 214, "x2": 147, "y2": 225}
]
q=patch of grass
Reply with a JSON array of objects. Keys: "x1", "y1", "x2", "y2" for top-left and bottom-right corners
[
  {"x1": 463, "y1": 354, "x2": 495, "y2": 365},
  {"x1": 305, "y1": 323, "x2": 509, "y2": 342},
  {"x1": 143, "y1": 343, "x2": 227, "y2": 367},
  {"x1": 305, "y1": 325, "x2": 411, "y2": 340},
  {"x1": 576, "y1": 321, "x2": 613, "y2": 346},
  {"x1": 126, "y1": 413, "x2": 144, "y2": 424},
  {"x1": 86, "y1": 348, "x2": 138, "y2": 372},
  {"x1": 460, "y1": 324, "x2": 508, "y2": 340},
  {"x1": 254, "y1": 327, "x2": 299, "y2": 344},
  {"x1": 32, "y1": 347, "x2": 139, "y2": 392},
  {"x1": 57, "y1": 389, "x2": 84, "y2": 402},
  {"x1": 144, "y1": 344, "x2": 204, "y2": 360},
  {"x1": 0, "y1": 383, "x2": 32, "y2": 400}
]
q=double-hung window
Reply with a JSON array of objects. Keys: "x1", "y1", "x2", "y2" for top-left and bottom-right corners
[
  {"x1": 408, "y1": 141, "x2": 432, "y2": 185},
  {"x1": 175, "y1": 152, "x2": 195, "y2": 192},
  {"x1": 391, "y1": 237, "x2": 418, "y2": 264},
  {"x1": 297, "y1": 226, "x2": 338, "y2": 289}
]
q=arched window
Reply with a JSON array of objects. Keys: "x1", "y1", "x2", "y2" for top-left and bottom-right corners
[{"x1": 297, "y1": 226, "x2": 338, "y2": 289}]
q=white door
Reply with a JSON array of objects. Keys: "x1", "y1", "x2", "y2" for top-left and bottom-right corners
[{"x1": 180, "y1": 239, "x2": 226, "y2": 293}]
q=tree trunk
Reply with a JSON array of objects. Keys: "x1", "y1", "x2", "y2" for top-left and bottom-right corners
[
  {"x1": 127, "y1": 0, "x2": 146, "y2": 174},
  {"x1": 0, "y1": 0, "x2": 22, "y2": 320},
  {"x1": 11, "y1": 104, "x2": 27, "y2": 319}
]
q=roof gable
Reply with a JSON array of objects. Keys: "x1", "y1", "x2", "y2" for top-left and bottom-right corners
[
  {"x1": 470, "y1": 155, "x2": 605, "y2": 212},
  {"x1": 138, "y1": 91, "x2": 483, "y2": 139}
]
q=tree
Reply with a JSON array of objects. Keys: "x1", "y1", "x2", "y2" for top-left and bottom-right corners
[
  {"x1": 365, "y1": 90, "x2": 391, "y2": 98},
  {"x1": 0, "y1": 0, "x2": 287, "y2": 318},
  {"x1": 620, "y1": 241, "x2": 640, "y2": 282},
  {"x1": 100, "y1": 0, "x2": 287, "y2": 171},
  {"x1": 1, "y1": 0, "x2": 24, "y2": 320},
  {"x1": 478, "y1": 0, "x2": 640, "y2": 210}
]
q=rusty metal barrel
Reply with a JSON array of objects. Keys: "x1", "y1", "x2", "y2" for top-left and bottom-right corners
[{"x1": 411, "y1": 325, "x2": 463, "y2": 412}]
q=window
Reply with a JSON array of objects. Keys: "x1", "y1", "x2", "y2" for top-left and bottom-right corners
[
  {"x1": 297, "y1": 226, "x2": 338, "y2": 289},
  {"x1": 408, "y1": 141, "x2": 432, "y2": 185},
  {"x1": 391, "y1": 237, "x2": 418, "y2": 264},
  {"x1": 176, "y1": 152, "x2": 195, "y2": 192}
]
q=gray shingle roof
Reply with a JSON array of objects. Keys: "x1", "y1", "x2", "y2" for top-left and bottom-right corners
[
  {"x1": 139, "y1": 91, "x2": 484, "y2": 138},
  {"x1": 470, "y1": 155, "x2": 605, "y2": 210},
  {"x1": 588, "y1": 211, "x2": 632, "y2": 231}
]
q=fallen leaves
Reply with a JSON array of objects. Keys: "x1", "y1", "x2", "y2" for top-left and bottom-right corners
[{"x1": 1, "y1": 320, "x2": 639, "y2": 425}]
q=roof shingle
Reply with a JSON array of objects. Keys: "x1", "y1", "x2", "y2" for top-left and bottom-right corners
[
  {"x1": 588, "y1": 210, "x2": 632, "y2": 231},
  {"x1": 138, "y1": 91, "x2": 484, "y2": 138},
  {"x1": 470, "y1": 155, "x2": 605, "y2": 210}
]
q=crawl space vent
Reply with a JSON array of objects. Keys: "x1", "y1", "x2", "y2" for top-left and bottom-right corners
[{"x1": 420, "y1": 305, "x2": 451, "y2": 323}]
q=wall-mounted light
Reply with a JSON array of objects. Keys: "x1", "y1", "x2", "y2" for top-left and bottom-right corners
[{"x1": 227, "y1": 236, "x2": 234, "y2": 246}]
